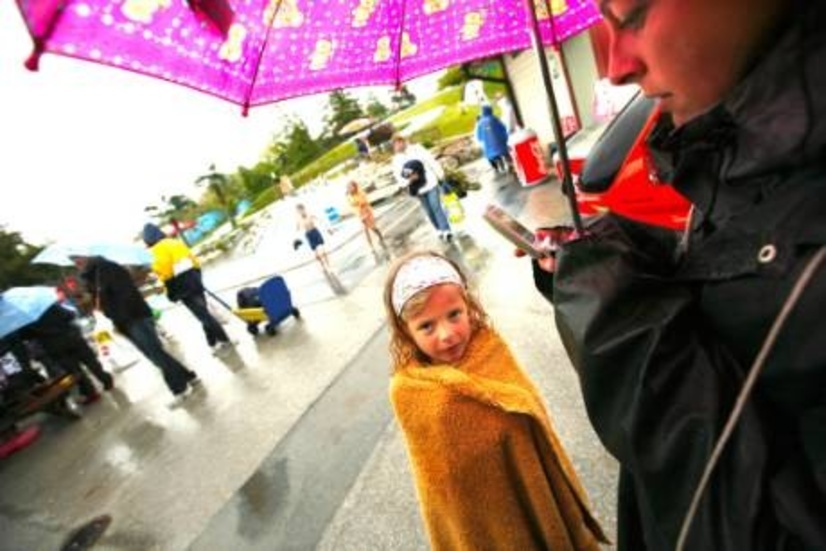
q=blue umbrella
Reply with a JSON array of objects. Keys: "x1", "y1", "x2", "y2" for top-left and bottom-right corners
[
  {"x1": 32, "y1": 242, "x2": 152, "y2": 267},
  {"x1": 0, "y1": 286, "x2": 59, "y2": 339}
]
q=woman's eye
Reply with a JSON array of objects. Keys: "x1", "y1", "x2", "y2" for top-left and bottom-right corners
[
  {"x1": 619, "y1": 7, "x2": 646, "y2": 30},
  {"x1": 602, "y1": 1, "x2": 649, "y2": 32}
]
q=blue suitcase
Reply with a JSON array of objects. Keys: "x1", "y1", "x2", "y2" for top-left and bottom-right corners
[
  {"x1": 235, "y1": 276, "x2": 301, "y2": 336},
  {"x1": 258, "y1": 275, "x2": 301, "y2": 335}
]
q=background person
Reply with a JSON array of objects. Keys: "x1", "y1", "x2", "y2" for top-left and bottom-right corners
[
  {"x1": 142, "y1": 223, "x2": 232, "y2": 353},
  {"x1": 345, "y1": 181, "x2": 387, "y2": 255},
  {"x1": 20, "y1": 303, "x2": 114, "y2": 404},
  {"x1": 532, "y1": 0, "x2": 826, "y2": 549},
  {"x1": 384, "y1": 251, "x2": 607, "y2": 551},
  {"x1": 73, "y1": 255, "x2": 200, "y2": 404},
  {"x1": 391, "y1": 134, "x2": 453, "y2": 242},
  {"x1": 295, "y1": 203, "x2": 333, "y2": 273},
  {"x1": 475, "y1": 104, "x2": 512, "y2": 173}
]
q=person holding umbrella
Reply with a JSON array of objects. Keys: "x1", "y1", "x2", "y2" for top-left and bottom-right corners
[
  {"x1": 20, "y1": 303, "x2": 114, "y2": 404},
  {"x1": 530, "y1": 0, "x2": 826, "y2": 549},
  {"x1": 141, "y1": 223, "x2": 233, "y2": 353},
  {"x1": 71, "y1": 255, "x2": 201, "y2": 405}
]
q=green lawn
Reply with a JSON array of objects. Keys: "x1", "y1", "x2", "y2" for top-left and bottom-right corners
[{"x1": 244, "y1": 80, "x2": 507, "y2": 217}]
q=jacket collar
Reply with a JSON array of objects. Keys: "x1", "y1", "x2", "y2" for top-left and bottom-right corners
[{"x1": 649, "y1": 2, "x2": 826, "y2": 218}]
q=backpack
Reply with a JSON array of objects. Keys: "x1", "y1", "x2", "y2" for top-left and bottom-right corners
[{"x1": 401, "y1": 159, "x2": 427, "y2": 196}]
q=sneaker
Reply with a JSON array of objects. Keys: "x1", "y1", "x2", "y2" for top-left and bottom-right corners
[{"x1": 169, "y1": 388, "x2": 193, "y2": 408}]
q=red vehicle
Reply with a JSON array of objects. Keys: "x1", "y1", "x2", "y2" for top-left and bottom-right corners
[{"x1": 558, "y1": 93, "x2": 691, "y2": 231}]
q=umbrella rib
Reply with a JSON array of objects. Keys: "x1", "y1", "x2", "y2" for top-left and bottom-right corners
[
  {"x1": 392, "y1": 0, "x2": 409, "y2": 89},
  {"x1": 242, "y1": 0, "x2": 284, "y2": 116}
]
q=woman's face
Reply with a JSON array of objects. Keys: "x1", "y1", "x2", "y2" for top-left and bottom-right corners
[
  {"x1": 598, "y1": 0, "x2": 783, "y2": 126},
  {"x1": 404, "y1": 283, "x2": 472, "y2": 365}
]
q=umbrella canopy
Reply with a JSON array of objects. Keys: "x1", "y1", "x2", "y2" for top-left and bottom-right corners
[
  {"x1": 0, "y1": 286, "x2": 60, "y2": 339},
  {"x1": 32, "y1": 242, "x2": 153, "y2": 267},
  {"x1": 338, "y1": 117, "x2": 375, "y2": 135},
  {"x1": 16, "y1": 0, "x2": 601, "y2": 114}
]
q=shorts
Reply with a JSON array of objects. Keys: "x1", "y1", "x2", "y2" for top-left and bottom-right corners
[{"x1": 306, "y1": 228, "x2": 324, "y2": 250}]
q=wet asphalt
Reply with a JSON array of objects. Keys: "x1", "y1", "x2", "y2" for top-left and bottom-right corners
[{"x1": 0, "y1": 159, "x2": 618, "y2": 550}]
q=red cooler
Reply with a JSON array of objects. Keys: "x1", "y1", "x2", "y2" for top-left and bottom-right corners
[{"x1": 508, "y1": 128, "x2": 549, "y2": 187}]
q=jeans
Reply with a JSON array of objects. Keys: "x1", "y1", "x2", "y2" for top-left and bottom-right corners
[
  {"x1": 181, "y1": 292, "x2": 229, "y2": 347},
  {"x1": 418, "y1": 187, "x2": 451, "y2": 232},
  {"x1": 124, "y1": 317, "x2": 195, "y2": 395}
]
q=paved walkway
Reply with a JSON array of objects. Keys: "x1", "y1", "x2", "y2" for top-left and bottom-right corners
[{"x1": 0, "y1": 161, "x2": 618, "y2": 551}]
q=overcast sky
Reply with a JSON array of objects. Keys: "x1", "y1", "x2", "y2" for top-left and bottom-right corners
[{"x1": 0, "y1": 2, "x2": 439, "y2": 245}]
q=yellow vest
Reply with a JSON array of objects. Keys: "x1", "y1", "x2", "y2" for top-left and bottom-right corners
[{"x1": 149, "y1": 238, "x2": 200, "y2": 283}]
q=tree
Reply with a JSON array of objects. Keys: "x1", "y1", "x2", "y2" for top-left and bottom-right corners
[
  {"x1": 238, "y1": 162, "x2": 277, "y2": 197},
  {"x1": 437, "y1": 66, "x2": 470, "y2": 90},
  {"x1": 265, "y1": 119, "x2": 323, "y2": 176},
  {"x1": 365, "y1": 94, "x2": 390, "y2": 120},
  {"x1": 323, "y1": 89, "x2": 365, "y2": 135},
  {"x1": 144, "y1": 194, "x2": 197, "y2": 226},
  {"x1": 391, "y1": 85, "x2": 416, "y2": 111},
  {"x1": 195, "y1": 164, "x2": 237, "y2": 229},
  {"x1": 0, "y1": 228, "x2": 61, "y2": 290}
]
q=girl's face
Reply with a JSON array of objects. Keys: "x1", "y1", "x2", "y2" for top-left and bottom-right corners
[{"x1": 403, "y1": 283, "x2": 472, "y2": 365}]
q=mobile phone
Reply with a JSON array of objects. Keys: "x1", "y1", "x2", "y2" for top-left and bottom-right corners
[{"x1": 483, "y1": 204, "x2": 549, "y2": 258}]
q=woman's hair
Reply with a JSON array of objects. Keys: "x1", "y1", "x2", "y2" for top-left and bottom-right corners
[{"x1": 383, "y1": 251, "x2": 489, "y2": 370}]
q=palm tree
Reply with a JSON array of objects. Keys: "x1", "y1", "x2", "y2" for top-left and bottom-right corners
[{"x1": 195, "y1": 164, "x2": 237, "y2": 229}]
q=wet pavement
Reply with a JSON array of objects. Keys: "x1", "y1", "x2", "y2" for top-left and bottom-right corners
[{"x1": 0, "y1": 160, "x2": 618, "y2": 550}]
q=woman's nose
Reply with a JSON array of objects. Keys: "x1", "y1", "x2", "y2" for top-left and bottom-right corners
[{"x1": 607, "y1": 32, "x2": 644, "y2": 86}]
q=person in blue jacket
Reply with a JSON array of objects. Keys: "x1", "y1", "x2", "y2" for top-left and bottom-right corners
[{"x1": 475, "y1": 105, "x2": 511, "y2": 174}]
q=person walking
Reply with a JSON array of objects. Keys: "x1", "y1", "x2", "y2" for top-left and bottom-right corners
[
  {"x1": 345, "y1": 181, "x2": 387, "y2": 255},
  {"x1": 391, "y1": 134, "x2": 453, "y2": 241},
  {"x1": 296, "y1": 203, "x2": 333, "y2": 273},
  {"x1": 475, "y1": 104, "x2": 512, "y2": 174},
  {"x1": 73, "y1": 254, "x2": 200, "y2": 404},
  {"x1": 384, "y1": 251, "x2": 607, "y2": 551},
  {"x1": 142, "y1": 223, "x2": 232, "y2": 353},
  {"x1": 530, "y1": 0, "x2": 826, "y2": 549}
]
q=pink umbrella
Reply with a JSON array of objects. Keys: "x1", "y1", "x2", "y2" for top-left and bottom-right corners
[{"x1": 16, "y1": 0, "x2": 600, "y2": 115}]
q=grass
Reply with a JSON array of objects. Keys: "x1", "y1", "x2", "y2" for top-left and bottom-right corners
[{"x1": 244, "y1": 81, "x2": 508, "y2": 216}]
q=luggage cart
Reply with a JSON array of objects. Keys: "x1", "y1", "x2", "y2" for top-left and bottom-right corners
[{"x1": 233, "y1": 276, "x2": 301, "y2": 336}]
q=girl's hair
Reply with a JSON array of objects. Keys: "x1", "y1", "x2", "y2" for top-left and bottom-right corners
[{"x1": 383, "y1": 251, "x2": 489, "y2": 370}]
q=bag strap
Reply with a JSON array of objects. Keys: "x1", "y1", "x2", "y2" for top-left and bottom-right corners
[{"x1": 675, "y1": 245, "x2": 826, "y2": 551}]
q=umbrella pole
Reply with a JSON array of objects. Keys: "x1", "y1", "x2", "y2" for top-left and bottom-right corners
[{"x1": 522, "y1": 0, "x2": 584, "y2": 234}]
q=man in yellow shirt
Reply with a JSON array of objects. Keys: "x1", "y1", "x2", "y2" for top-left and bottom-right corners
[{"x1": 142, "y1": 224, "x2": 232, "y2": 351}]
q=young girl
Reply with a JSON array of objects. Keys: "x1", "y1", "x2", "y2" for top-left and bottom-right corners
[
  {"x1": 384, "y1": 251, "x2": 607, "y2": 551},
  {"x1": 295, "y1": 203, "x2": 332, "y2": 272},
  {"x1": 346, "y1": 181, "x2": 387, "y2": 254}
]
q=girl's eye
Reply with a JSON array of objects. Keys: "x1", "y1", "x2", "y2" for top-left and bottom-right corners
[
  {"x1": 448, "y1": 308, "x2": 464, "y2": 321},
  {"x1": 416, "y1": 321, "x2": 434, "y2": 334}
]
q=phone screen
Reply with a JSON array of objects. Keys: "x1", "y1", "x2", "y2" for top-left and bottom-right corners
[{"x1": 483, "y1": 204, "x2": 548, "y2": 258}]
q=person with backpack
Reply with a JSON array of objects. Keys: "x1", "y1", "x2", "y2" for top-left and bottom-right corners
[{"x1": 391, "y1": 134, "x2": 453, "y2": 242}]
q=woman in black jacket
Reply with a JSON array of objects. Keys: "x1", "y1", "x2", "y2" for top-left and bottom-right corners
[{"x1": 535, "y1": 0, "x2": 826, "y2": 549}]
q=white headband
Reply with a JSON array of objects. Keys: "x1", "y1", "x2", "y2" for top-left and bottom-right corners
[{"x1": 391, "y1": 255, "x2": 464, "y2": 315}]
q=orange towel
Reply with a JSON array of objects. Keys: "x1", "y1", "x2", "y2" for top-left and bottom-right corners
[{"x1": 391, "y1": 327, "x2": 608, "y2": 551}]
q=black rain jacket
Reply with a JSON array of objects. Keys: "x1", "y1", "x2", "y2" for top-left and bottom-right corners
[{"x1": 536, "y1": 3, "x2": 826, "y2": 549}]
